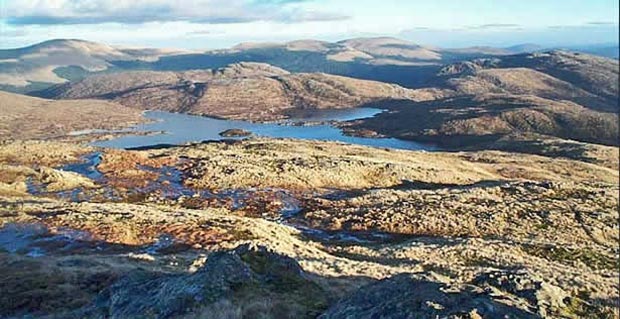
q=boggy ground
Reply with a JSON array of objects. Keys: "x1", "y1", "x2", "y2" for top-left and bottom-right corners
[{"x1": 0, "y1": 138, "x2": 618, "y2": 318}]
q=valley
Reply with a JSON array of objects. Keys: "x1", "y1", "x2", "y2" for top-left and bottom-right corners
[
  {"x1": 0, "y1": 36, "x2": 618, "y2": 318},
  {"x1": 20, "y1": 45, "x2": 617, "y2": 157}
]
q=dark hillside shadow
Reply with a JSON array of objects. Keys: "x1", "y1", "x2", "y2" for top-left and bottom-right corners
[{"x1": 350, "y1": 96, "x2": 619, "y2": 148}]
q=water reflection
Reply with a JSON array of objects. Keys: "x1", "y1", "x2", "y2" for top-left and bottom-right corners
[{"x1": 93, "y1": 109, "x2": 435, "y2": 151}]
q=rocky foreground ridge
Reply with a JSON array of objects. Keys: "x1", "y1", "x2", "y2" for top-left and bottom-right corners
[{"x1": 0, "y1": 138, "x2": 618, "y2": 318}]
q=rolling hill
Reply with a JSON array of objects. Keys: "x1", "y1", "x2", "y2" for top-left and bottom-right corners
[
  {"x1": 0, "y1": 91, "x2": 142, "y2": 140},
  {"x1": 37, "y1": 62, "x2": 438, "y2": 121},
  {"x1": 0, "y1": 37, "x2": 547, "y2": 92},
  {"x1": 437, "y1": 51, "x2": 619, "y2": 111},
  {"x1": 0, "y1": 39, "x2": 193, "y2": 92},
  {"x1": 343, "y1": 51, "x2": 619, "y2": 150}
]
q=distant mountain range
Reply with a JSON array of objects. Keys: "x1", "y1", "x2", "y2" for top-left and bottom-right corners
[
  {"x1": 1, "y1": 37, "x2": 618, "y2": 153},
  {"x1": 559, "y1": 43, "x2": 620, "y2": 59},
  {"x1": 2, "y1": 37, "x2": 616, "y2": 93},
  {"x1": 0, "y1": 39, "x2": 194, "y2": 90},
  {"x1": 33, "y1": 49, "x2": 618, "y2": 150}
]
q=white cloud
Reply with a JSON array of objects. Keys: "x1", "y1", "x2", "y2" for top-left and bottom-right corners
[{"x1": 2, "y1": 0, "x2": 348, "y2": 25}]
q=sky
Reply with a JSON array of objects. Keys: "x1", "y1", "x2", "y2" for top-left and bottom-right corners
[{"x1": 0, "y1": 0, "x2": 618, "y2": 49}]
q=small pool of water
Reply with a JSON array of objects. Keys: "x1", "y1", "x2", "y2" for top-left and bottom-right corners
[{"x1": 92, "y1": 109, "x2": 435, "y2": 151}]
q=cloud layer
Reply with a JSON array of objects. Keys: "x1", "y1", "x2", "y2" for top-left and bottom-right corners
[{"x1": 2, "y1": 0, "x2": 348, "y2": 25}]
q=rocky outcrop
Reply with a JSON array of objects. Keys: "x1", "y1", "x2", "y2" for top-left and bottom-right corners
[
  {"x1": 321, "y1": 272, "x2": 540, "y2": 319},
  {"x1": 323, "y1": 269, "x2": 600, "y2": 319},
  {"x1": 472, "y1": 270, "x2": 568, "y2": 318},
  {"x1": 437, "y1": 58, "x2": 501, "y2": 76},
  {"x1": 36, "y1": 167, "x2": 97, "y2": 192},
  {"x1": 78, "y1": 244, "x2": 327, "y2": 319}
]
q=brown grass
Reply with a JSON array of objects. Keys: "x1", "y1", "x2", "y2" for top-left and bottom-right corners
[{"x1": 0, "y1": 91, "x2": 142, "y2": 140}]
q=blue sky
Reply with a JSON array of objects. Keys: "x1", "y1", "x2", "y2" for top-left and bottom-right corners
[{"x1": 0, "y1": 0, "x2": 618, "y2": 49}]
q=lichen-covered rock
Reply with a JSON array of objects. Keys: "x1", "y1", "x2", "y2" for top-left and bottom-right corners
[
  {"x1": 78, "y1": 244, "x2": 328, "y2": 319},
  {"x1": 321, "y1": 273, "x2": 539, "y2": 319},
  {"x1": 37, "y1": 167, "x2": 97, "y2": 192},
  {"x1": 473, "y1": 270, "x2": 568, "y2": 317}
]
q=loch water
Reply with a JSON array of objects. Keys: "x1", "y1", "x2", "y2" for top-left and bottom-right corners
[{"x1": 93, "y1": 109, "x2": 435, "y2": 151}]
